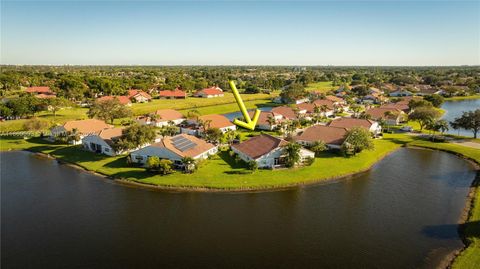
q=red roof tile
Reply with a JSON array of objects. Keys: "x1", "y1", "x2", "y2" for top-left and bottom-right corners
[
  {"x1": 294, "y1": 125, "x2": 347, "y2": 145},
  {"x1": 231, "y1": 134, "x2": 288, "y2": 159}
]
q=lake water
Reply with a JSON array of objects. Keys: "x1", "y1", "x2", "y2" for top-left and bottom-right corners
[
  {"x1": 1, "y1": 149, "x2": 476, "y2": 268},
  {"x1": 441, "y1": 99, "x2": 480, "y2": 137},
  {"x1": 223, "y1": 106, "x2": 272, "y2": 121}
]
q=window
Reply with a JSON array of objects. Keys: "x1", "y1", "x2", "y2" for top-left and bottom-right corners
[
  {"x1": 135, "y1": 156, "x2": 144, "y2": 161},
  {"x1": 104, "y1": 148, "x2": 110, "y2": 152}
]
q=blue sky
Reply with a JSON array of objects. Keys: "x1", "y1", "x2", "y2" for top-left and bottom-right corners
[{"x1": 1, "y1": 0, "x2": 479, "y2": 65}]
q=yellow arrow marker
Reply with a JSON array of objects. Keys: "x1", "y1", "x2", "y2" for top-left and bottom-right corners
[{"x1": 229, "y1": 80, "x2": 260, "y2": 130}]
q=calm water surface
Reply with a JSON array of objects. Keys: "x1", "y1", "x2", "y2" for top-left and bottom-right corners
[
  {"x1": 441, "y1": 99, "x2": 480, "y2": 137},
  {"x1": 1, "y1": 149, "x2": 476, "y2": 269}
]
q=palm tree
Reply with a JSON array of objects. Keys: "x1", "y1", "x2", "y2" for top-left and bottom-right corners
[
  {"x1": 266, "y1": 114, "x2": 277, "y2": 130},
  {"x1": 223, "y1": 129, "x2": 238, "y2": 145},
  {"x1": 187, "y1": 109, "x2": 200, "y2": 121},
  {"x1": 284, "y1": 142, "x2": 301, "y2": 168}
]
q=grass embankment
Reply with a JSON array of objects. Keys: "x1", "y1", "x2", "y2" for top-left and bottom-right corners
[
  {"x1": 445, "y1": 95, "x2": 480, "y2": 101},
  {"x1": 0, "y1": 134, "x2": 404, "y2": 190},
  {"x1": 305, "y1": 81, "x2": 336, "y2": 93}
]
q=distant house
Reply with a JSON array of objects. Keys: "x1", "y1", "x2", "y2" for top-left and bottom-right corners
[
  {"x1": 362, "y1": 92, "x2": 387, "y2": 104},
  {"x1": 194, "y1": 86, "x2": 224, "y2": 98},
  {"x1": 158, "y1": 88, "x2": 187, "y2": 99},
  {"x1": 412, "y1": 85, "x2": 442, "y2": 96},
  {"x1": 381, "y1": 102, "x2": 410, "y2": 114},
  {"x1": 231, "y1": 134, "x2": 314, "y2": 169},
  {"x1": 248, "y1": 111, "x2": 284, "y2": 131},
  {"x1": 50, "y1": 119, "x2": 113, "y2": 144},
  {"x1": 329, "y1": 118, "x2": 381, "y2": 135},
  {"x1": 25, "y1": 86, "x2": 56, "y2": 99},
  {"x1": 389, "y1": 89, "x2": 413, "y2": 97},
  {"x1": 136, "y1": 109, "x2": 185, "y2": 127},
  {"x1": 271, "y1": 106, "x2": 303, "y2": 120},
  {"x1": 325, "y1": 95, "x2": 345, "y2": 104},
  {"x1": 365, "y1": 107, "x2": 405, "y2": 125},
  {"x1": 181, "y1": 114, "x2": 236, "y2": 135},
  {"x1": 129, "y1": 134, "x2": 218, "y2": 167},
  {"x1": 127, "y1": 89, "x2": 152, "y2": 103},
  {"x1": 82, "y1": 127, "x2": 124, "y2": 156},
  {"x1": 97, "y1": 96, "x2": 132, "y2": 106},
  {"x1": 294, "y1": 125, "x2": 348, "y2": 149},
  {"x1": 312, "y1": 99, "x2": 335, "y2": 116}
]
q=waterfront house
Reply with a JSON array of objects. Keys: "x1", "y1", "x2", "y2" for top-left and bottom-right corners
[
  {"x1": 136, "y1": 109, "x2": 185, "y2": 127},
  {"x1": 50, "y1": 119, "x2": 113, "y2": 144},
  {"x1": 231, "y1": 134, "x2": 314, "y2": 169},
  {"x1": 82, "y1": 127, "x2": 123, "y2": 156},
  {"x1": 293, "y1": 125, "x2": 348, "y2": 149},
  {"x1": 181, "y1": 114, "x2": 236, "y2": 135},
  {"x1": 97, "y1": 95, "x2": 132, "y2": 106},
  {"x1": 329, "y1": 118, "x2": 382, "y2": 136},
  {"x1": 127, "y1": 89, "x2": 152, "y2": 103},
  {"x1": 389, "y1": 89, "x2": 413, "y2": 97},
  {"x1": 194, "y1": 86, "x2": 224, "y2": 98},
  {"x1": 271, "y1": 106, "x2": 303, "y2": 120},
  {"x1": 129, "y1": 134, "x2": 218, "y2": 167},
  {"x1": 365, "y1": 107, "x2": 405, "y2": 125},
  {"x1": 158, "y1": 88, "x2": 187, "y2": 99}
]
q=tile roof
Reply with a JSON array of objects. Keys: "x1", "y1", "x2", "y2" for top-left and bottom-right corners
[
  {"x1": 248, "y1": 111, "x2": 283, "y2": 126},
  {"x1": 325, "y1": 95, "x2": 344, "y2": 103},
  {"x1": 329, "y1": 118, "x2": 375, "y2": 130},
  {"x1": 231, "y1": 134, "x2": 288, "y2": 159},
  {"x1": 195, "y1": 86, "x2": 223, "y2": 96},
  {"x1": 365, "y1": 107, "x2": 402, "y2": 120},
  {"x1": 158, "y1": 88, "x2": 187, "y2": 98},
  {"x1": 26, "y1": 86, "x2": 52, "y2": 94},
  {"x1": 294, "y1": 125, "x2": 347, "y2": 145},
  {"x1": 63, "y1": 119, "x2": 113, "y2": 135},
  {"x1": 154, "y1": 109, "x2": 185, "y2": 121},
  {"x1": 199, "y1": 114, "x2": 234, "y2": 129},
  {"x1": 97, "y1": 127, "x2": 124, "y2": 145},
  {"x1": 297, "y1": 103, "x2": 316, "y2": 113},
  {"x1": 271, "y1": 106, "x2": 298, "y2": 119},
  {"x1": 151, "y1": 134, "x2": 216, "y2": 158},
  {"x1": 312, "y1": 99, "x2": 335, "y2": 110},
  {"x1": 97, "y1": 95, "x2": 132, "y2": 105},
  {"x1": 127, "y1": 89, "x2": 152, "y2": 99}
]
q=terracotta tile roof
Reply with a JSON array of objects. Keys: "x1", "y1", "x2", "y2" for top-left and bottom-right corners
[
  {"x1": 271, "y1": 106, "x2": 298, "y2": 119},
  {"x1": 312, "y1": 99, "x2": 335, "y2": 110},
  {"x1": 154, "y1": 109, "x2": 185, "y2": 121},
  {"x1": 329, "y1": 118, "x2": 375, "y2": 130},
  {"x1": 26, "y1": 86, "x2": 52, "y2": 94},
  {"x1": 294, "y1": 125, "x2": 347, "y2": 145},
  {"x1": 127, "y1": 89, "x2": 152, "y2": 100},
  {"x1": 152, "y1": 134, "x2": 216, "y2": 158},
  {"x1": 97, "y1": 127, "x2": 124, "y2": 145},
  {"x1": 325, "y1": 95, "x2": 344, "y2": 103},
  {"x1": 158, "y1": 88, "x2": 187, "y2": 98},
  {"x1": 381, "y1": 103, "x2": 409, "y2": 112},
  {"x1": 231, "y1": 134, "x2": 288, "y2": 159},
  {"x1": 195, "y1": 86, "x2": 223, "y2": 96},
  {"x1": 297, "y1": 103, "x2": 316, "y2": 113},
  {"x1": 97, "y1": 95, "x2": 131, "y2": 105},
  {"x1": 63, "y1": 119, "x2": 113, "y2": 135},
  {"x1": 248, "y1": 111, "x2": 283, "y2": 126},
  {"x1": 199, "y1": 114, "x2": 234, "y2": 129},
  {"x1": 365, "y1": 107, "x2": 401, "y2": 120}
]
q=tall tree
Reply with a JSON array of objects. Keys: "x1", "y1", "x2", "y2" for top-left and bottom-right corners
[
  {"x1": 408, "y1": 106, "x2": 441, "y2": 131},
  {"x1": 450, "y1": 109, "x2": 480, "y2": 138},
  {"x1": 341, "y1": 127, "x2": 374, "y2": 156},
  {"x1": 88, "y1": 98, "x2": 132, "y2": 124},
  {"x1": 284, "y1": 142, "x2": 301, "y2": 168},
  {"x1": 114, "y1": 124, "x2": 157, "y2": 151}
]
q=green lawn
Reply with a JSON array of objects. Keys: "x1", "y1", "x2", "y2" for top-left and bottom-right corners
[
  {"x1": 131, "y1": 92, "x2": 278, "y2": 115},
  {"x1": 445, "y1": 95, "x2": 480, "y2": 101},
  {"x1": 305, "y1": 81, "x2": 336, "y2": 93}
]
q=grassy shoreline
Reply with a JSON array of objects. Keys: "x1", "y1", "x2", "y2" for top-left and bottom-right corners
[{"x1": 445, "y1": 95, "x2": 480, "y2": 101}]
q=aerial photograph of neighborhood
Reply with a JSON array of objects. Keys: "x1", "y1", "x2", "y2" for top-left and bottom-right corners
[{"x1": 1, "y1": 0, "x2": 479, "y2": 268}]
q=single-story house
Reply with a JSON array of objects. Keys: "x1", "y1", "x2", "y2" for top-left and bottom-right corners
[
  {"x1": 51, "y1": 119, "x2": 113, "y2": 144},
  {"x1": 389, "y1": 89, "x2": 413, "y2": 97},
  {"x1": 381, "y1": 102, "x2": 410, "y2": 114},
  {"x1": 97, "y1": 95, "x2": 132, "y2": 106},
  {"x1": 127, "y1": 89, "x2": 152, "y2": 103},
  {"x1": 231, "y1": 134, "x2": 314, "y2": 169},
  {"x1": 129, "y1": 134, "x2": 218, "y2": 167},
  {"x1": 364, "y1": 107, "x2": 405, "y2": 125},
  {"x1": 136, "y1": 109, "x2": 185, "y2": 127},
  {"x1": 294, "y1": 125, "x2": 348, "y2": 149},
  {"x1": 249, "y1": 111, "x2": 284, "y2": 131},
  {"x1": 312, "y1": 99, "x2": 336, "y2": 116},
  {"x1": 158, "y1": 88, "x2": 187, "y2": 99},
  {"x1": 82, "y1": 127, "x2": 124, "y2": 156},
  {"x1": 181, "y1": 114, "x2": 236, "y2": 135},
  {"x1": 329, "y1": 118, "x2": 381, "y2": 135},
  {"x1": 194, "y1": 86, "x2": 224, "y2": 98},
  {"x1": 271, "y1": 106, "x2": 303, "y2": 120},
  {"x1": 25, "y1": 86, "x2": 56, "y2": 98}
]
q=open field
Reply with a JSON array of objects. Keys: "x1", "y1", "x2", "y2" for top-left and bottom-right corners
[
  {"x1": 305, "y1": 81, "x2": 336, "y2": 93},
  {"x1": 131, "y1": 92, "x2": 278, "y2": 115}
]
